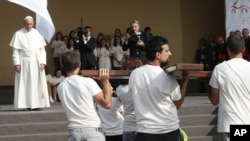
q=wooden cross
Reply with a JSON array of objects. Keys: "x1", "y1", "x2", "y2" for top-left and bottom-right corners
[{"x1": 80, "y1": 63, "x2": 211, "y2": 79}]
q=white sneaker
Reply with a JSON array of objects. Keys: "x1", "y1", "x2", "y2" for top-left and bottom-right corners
[{"x1": 49, "y1": 96, "x2": 54, "y2": 103}]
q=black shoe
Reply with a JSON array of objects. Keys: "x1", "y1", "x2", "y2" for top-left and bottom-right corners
[
  {"x1": 31, "y1": 108, "x2": 42, "y2": 111},
  {"x1": 22, "y1": 108, "x2": 32, "y2": 111}
]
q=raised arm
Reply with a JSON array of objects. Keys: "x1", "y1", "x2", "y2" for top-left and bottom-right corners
[
  {"x1": 93, "y1": 68, "x2": 113, "y2": 109},
  {"x1": 173, "y1": 71, "x2": 190, "y2": 109}
]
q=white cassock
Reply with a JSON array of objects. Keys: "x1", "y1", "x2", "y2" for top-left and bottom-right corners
[{"x1": 9, "y1": 28, "x2": 50, "y2": 109}]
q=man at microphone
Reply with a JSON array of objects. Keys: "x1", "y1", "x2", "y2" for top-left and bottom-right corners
[{"x1": 122, "y1": 20, "x2": 151, "y2": 64}]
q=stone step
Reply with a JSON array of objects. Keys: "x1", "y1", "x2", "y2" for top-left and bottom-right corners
[
  {"x1": 188, "y1": 135, "x2": 219, "y2": 141},
  {"x1": 178, "y1": 105, "x2": 218, "y2": 116},
  {"x1": 0, "y1": 121, "x2": 67, "y2": 136},
  {"x1": 0, "y1": 96, "x2": 219, "y2": 141},
  {"x1": 179, "y1": 114, "x2": 217, "y2": 126},
  {"x1": 0, "y1": 132, "x2": 68, "y2": 141},
  {"x1": 0, "y1": 111, "x2": 67, "y2": 124},
  {"x1": 181, "y1": 125, "x2": 217, "y2": 137},
  {"x1": 0, "y1": 104, "x2": 66, "y2": 125}
]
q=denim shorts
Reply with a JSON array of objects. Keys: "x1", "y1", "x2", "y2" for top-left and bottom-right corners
[{"x1": 68, "y1": 127, "x2": 105, "y2": 141}]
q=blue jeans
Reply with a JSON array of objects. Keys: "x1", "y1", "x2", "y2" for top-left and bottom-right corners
[
  {"x1": 123, "y1": 131, "x2": 136, "y2": 141},
  {"x1": 68, "y1": 127, "x2": 105, "y2": 141}
]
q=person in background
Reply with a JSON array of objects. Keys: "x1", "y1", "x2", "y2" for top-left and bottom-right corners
[
  {"x1": 116, "y1": 57, "x2": 143, "y2": 141},
  {"x1": 215, "y1": 35, "x2": 229, "y2": 63},
  {"x1": 45, "y1": 65, "x2": 54, "y2": 103},
  {"x1": 58, "y1": 51, "x2": 113, "y2": 141},
  {"x1": 96, "y1": 32, "x2": 105, "y2": 47},
  {"x1": 94, "y1": 38, "x2": 112, "y2": 69},
  {"x1": 111, "y1": 36, "x2": 127, "y2": 70},
  {"x1": 144, "y1": 26, "x2": 153, "y2": 38},
  {"x1": 234, "y1": 30, "x2": 242, "y2": 37},
  {"x1": 52, "y1": 69, "x2": 65, "y2": 102},
  {"x1": 242, "y1": 28, "x2": 250, "y2": 61},
  {"x1": 51, "y1": 31, "x2": 64, "y2": 72},
  {"x1": 77, "y1": 26, "x2": 97, "y2": 70},
  {"x1": 208, "y1": 34, "x2": 250, "y2": 141},
  {"x1": 123, "y1": 20, "x2": 151, "y2": 64},
  {"x1": 9, "y1": 16, "x2": 50, "y2": 111},
  {"x1": 204, "y1": 34, "x2": 219, "y2": 71},
  {"x1": 97, "y1": 93, "x2": 124, "y2": 141},
  {"x1": 129, "y1": 36, "x2": 190, "y2": 141},
  {"x1": 68, "y1": 30, "x2": 77, "y2": 41},
  {"x1": 110, "y1": 28, "x2": 125, "y2": 46},
  {"x1": 195, "y1": 37, "x2": 207, "y2": 64}
]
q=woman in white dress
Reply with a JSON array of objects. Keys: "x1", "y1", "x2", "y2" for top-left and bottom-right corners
[{"x1": 94, "y1": 38, "x2": 111, "y2": 69}]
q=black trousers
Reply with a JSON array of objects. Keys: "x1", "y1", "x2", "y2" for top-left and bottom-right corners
[
  {"x1": 136, "y1": 129, "x2": 180, "y2": 141},
  {"x1": 105, "y1": 135, "x2": 123, "y2": 141}
]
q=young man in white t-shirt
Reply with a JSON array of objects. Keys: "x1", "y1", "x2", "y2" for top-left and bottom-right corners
[
  {"x1": 209, "y1": 34, "x2": 250, "y2": 141},
  {"x1": 129, "y1": 36, "x2": 190, "y2": 141},
  {"x1": 57, "y1": 51, "x2": 113, "y2": 141}
]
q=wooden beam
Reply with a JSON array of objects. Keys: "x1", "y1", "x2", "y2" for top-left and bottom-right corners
[
  {"x1": 80, "y1": 69, "x2": 211, "y2": 79},
  {"x1": 80, "y1": 63, "x2": 210, "y2": 79},
  {"x1": 81, "y1": 70, "x2": 131, "y2": 78},
  {"x1": 188, "y1": 71, "x2": 212, "y2": 78},
  {"x1": 164, "y1": 63, "x2": 204, "y2": 73}
]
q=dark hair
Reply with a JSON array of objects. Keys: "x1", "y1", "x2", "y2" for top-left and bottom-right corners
[
  {"x1": 84, "y1": 26, "x2": 92, "y2": 30},
  {"x1": 120, "y1": 57, "x2": 143, "y2": 85},
  {"x1": 99, "y1": 38, "x2": 109, "y2": 50},
  {"x1": 55, "y1": 31, "x2": 63, "y2": 41},
  {"x1": 126, "y1": 27, "x2": 132, "y2": 33},
  {"x1": 67, "y1": 38, "x2": 75, "y2": 49},
  {"x1": 54, "y1": 69, "x2": 62, "y2": 76},
  {"x1": 62, "y1": 51, "x2": 81, "y2": 72},
  {"x1": 113, "y1": 36, "x2": 122, "y2": 47},
  {"x1": 146, "y1": 36, "x2": 169, "y2": 61},
  {"x1": 144, "y1": 26, "x2": 151, "y2": 32},
  {"x1": 68, "y1": 30, "x2": 76, "y2": 38},
  {"x1": 226, "y1": 34, "x2": 245, "y2": 54}
]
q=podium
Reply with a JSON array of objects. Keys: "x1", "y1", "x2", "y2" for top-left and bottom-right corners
[{"x1": 80, "y1": 63, "x2": 211, "y2": 79}]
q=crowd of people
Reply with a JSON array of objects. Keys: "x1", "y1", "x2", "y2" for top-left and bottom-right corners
[
  {"x1": 47, "y1": 20, "x2": 153, "y2": 93},
  {"x1": 10, "y1": 15, "x2": 250, "y2": 141},
  {"x1": 195, "y1": 28, "x2": 250, "y2": 71},
  {"x1": 49, "y1": 20, "x2": 153, "y2": 74}
]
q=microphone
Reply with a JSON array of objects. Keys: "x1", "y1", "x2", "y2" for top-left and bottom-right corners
[{"x1": 135, "y1": 32, "x2": 141, "y2": 40}]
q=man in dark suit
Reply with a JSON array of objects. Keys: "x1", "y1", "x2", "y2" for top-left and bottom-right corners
[
  {"x1": 122, "y1": 20, "x2": 151, "y2": 64},
  {"x1": 77, "y1": 26, "x2": 97, "y2": 70}
]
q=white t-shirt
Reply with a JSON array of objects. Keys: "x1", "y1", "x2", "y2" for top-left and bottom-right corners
[
  {"x1": 58, "y1": 75, "x2": 102, "y2": 128},
  {"x1": 129, "y1": 65, "x2": 181, "y2": 134},
  {"x1": 97, "y1": 97, "x2": 124, "y2": 136},
  {"x1": 51, "y1": 40, "x2": 64, "y2": 57},
  {"x1": 110, "y1": 45, "x2": 126, "y2": 67},
  {"x1": 46, "y1": 74, "x2": 53, "y2": 84},
  {"x1": 116, "y1": 84, "x2": 136, "y2": 132},
  {"x1": 209, "y1": 58, "x2": 250, "y2": 132},
  {"x1": 52, "y1": 76, "x2": 65, "y2": 85}
]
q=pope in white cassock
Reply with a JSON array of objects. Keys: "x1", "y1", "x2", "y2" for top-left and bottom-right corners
[{"x1": 9, "y1": 16, "x2": 50, "y2": 110}]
